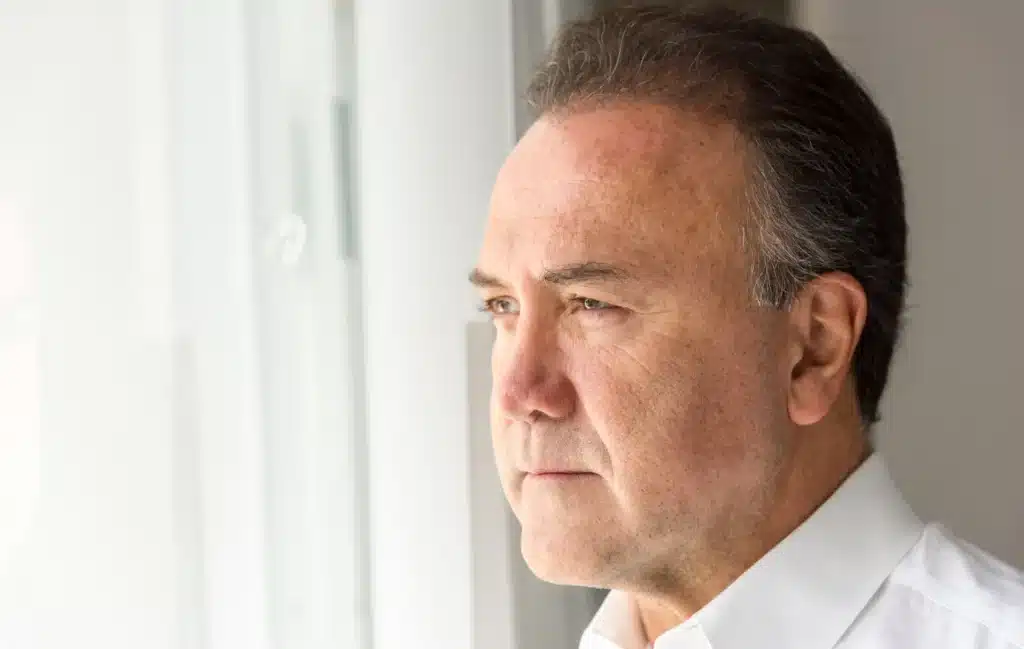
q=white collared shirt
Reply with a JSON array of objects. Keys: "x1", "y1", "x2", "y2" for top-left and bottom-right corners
[{"x1": 580, "y1": 455, "x2": 1024, "y2": 649}]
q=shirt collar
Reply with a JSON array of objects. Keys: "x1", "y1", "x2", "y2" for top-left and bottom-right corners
[
  {"x1": 580, "y1": 454, "x2": 925, "y2": 649},
  {"x1": 583, "y1": 590, "x2": 647, "y2": 649}
]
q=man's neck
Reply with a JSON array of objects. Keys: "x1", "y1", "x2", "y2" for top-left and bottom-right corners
[
  {"x1": 632, "y1": 423, "x2": 869, "y2": 642},
  {"x1": 636, "y1": 596, "x2": 687, "y2": 643}
]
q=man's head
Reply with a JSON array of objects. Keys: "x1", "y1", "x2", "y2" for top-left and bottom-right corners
[{"x1": 473, "y1": 7, "x2": 905, "y2": 595}]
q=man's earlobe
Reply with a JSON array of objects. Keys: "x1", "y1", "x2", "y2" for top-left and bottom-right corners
[{"x1": 786, "y1": 273, "x2": 868, "y2": 427}]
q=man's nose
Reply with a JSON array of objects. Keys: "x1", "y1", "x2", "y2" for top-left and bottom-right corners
[{"x1": 492, "y1": 318, "x2": 574, "y2": 423}]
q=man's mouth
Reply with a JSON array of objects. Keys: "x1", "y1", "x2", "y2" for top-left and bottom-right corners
[{"x1": 525, "y1": 470, "x2": 596, "y2": 480}]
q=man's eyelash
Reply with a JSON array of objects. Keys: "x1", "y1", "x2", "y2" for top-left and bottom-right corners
[
  {"x1": 569, "y1": 296, "x2": 614, "y2": 311},
  {"x1": 477, "y1": 296, "x2": 617, "y2": 315},
  {"x1": 478, "y1": 297, "x2": 513, "y2": 314}
]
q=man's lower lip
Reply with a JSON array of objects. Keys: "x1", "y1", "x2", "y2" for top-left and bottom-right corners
[{"x1": 527, "y1": 472, "x2": 593, "y2": 479}]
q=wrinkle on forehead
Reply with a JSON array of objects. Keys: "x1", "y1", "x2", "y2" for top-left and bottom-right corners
[{"x1": 481, "y1": 102, "x2": 750, "y2": 285}]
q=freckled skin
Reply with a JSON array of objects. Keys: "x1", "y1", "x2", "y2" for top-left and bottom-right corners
[{"x1": 475, "y1": 102, "x2": 867, "y2": 634}]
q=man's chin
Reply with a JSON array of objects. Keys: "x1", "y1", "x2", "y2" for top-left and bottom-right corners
[{"x1": 518, "y1": 530, "x2": 616, "y2": 588}]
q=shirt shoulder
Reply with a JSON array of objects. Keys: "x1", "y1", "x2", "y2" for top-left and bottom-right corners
[{"x1": 886, "y1": 522, "x2": 1024, "y2": 647}]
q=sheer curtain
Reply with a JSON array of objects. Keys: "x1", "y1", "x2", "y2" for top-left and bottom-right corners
[
  {"x1": 0, "y1": 1, "x2": 364, "y2": 647},
  {"x1": 3, "y1": 1, "x2": 585, "y2": 647}
]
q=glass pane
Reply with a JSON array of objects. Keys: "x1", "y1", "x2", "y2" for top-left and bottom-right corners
[{"x1": 249, "y1": 0, "x2": 367, "y2": 646}]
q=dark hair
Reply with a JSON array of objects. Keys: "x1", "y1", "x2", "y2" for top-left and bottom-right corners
[{"x1": 526, "y1": 5, "x2": 906, "y2": 429}]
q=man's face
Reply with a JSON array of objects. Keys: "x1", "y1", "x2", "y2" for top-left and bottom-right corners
[{"x1": 475, "y1": 103, "x2": 795, "y2": 589}]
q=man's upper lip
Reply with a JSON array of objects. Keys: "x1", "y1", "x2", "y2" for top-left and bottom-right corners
[{"x1": 524, "y1": 468, "x2": 592, "y2": 475}]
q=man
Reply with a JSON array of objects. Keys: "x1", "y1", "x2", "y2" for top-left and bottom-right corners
[{"x1": 470, "y1": 6, "x2": 1024, "y2": 649}]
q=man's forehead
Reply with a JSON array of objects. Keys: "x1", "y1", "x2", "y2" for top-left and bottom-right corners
[
  {"x1": 482, "y1": 104, "x2": 746, "y2": 277},
  {"x1": 492, "y1": 103, "x2": 745, "y2": 198},
  {"x1": 477, "y1": 205, "x2": 695, "y2": 291}
]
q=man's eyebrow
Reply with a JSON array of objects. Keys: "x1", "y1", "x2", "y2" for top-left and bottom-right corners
[
  {"x1": 540, "y1": 262, "x2": 637, "y2": 286},
  {"x1": 468, "y1": 262, "x2": 639, "y2": 289},
  {"x1": 468, "y1": 268, "x2": 506, "y2": 289}
]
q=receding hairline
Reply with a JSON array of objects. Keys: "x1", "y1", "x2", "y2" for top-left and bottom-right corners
[
  {"x1": 485, "y1": 100, "x2": 764, "y2": 306},
  {"x1": 523, "y1": 97, "x2": 754, "y2": 175},
  {"x1": 521, "y1": 96, "x2": 765, "y2": 258},
  {"x1": 529, "y1": 88, "x2": 746, "y2": 136}
]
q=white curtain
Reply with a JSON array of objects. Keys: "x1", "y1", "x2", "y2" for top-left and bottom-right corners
[{"x1": 0, "y1": 1, "x2": 362, "y2": 648}]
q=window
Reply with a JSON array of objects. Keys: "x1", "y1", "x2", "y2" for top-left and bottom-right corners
[
  {"x1": 0, "y1": 208, "x2": 39, "y2": 583},
  {"x1": 0, "y1": 2, "x2": 366, "y2": 647},
  {"x1": 175, "y1": 0, "x2": 367, "y2": 647}
]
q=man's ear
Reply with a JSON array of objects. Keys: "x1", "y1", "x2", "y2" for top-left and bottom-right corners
[{"x1": 785, "y1": 272, "x2": 868, "y2": 427}]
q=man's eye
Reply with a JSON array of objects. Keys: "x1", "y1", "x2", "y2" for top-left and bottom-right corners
[
  {"x1": 574, "y1": 297, "x2": 613, "y2": 311},
  {"x1": 479, "y1": 297, "x2": 519, "y2": 315}
]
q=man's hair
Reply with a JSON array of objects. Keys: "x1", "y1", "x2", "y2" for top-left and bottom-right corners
[{"x1": 527, "y1": 5, "x2": 906, "y2": 428}]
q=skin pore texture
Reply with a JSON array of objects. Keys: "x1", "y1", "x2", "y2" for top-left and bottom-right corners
[{"x1": 473, "y1": 102, "x2": 869, "y2": 642}]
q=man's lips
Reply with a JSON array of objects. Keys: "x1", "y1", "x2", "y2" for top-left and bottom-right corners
[{"x1": 524, "y1": 470, "x2": 596, "y2": 479}]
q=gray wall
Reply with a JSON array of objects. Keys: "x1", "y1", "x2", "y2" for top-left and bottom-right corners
[{"x1": 798, "y1": 0, "x2": 1024, "y2": 567}]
